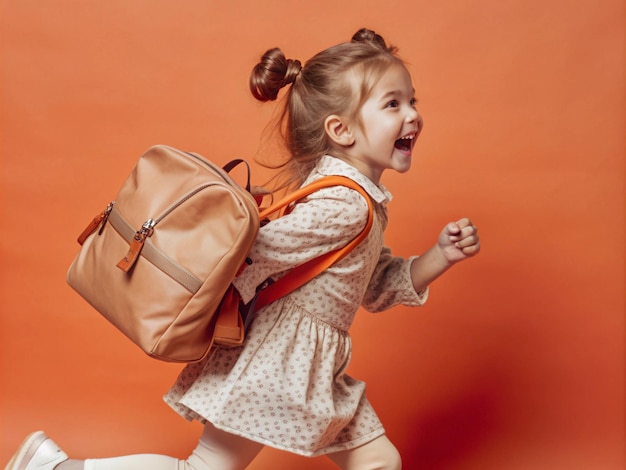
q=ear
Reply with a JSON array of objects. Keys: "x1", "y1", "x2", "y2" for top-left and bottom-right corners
[{"x1": 324, "y1": 115, "x2": 355, "y2": 147}]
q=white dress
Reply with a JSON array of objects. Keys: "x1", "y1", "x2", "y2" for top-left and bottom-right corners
[{"x1": 164, "y1": 155, "x2": 428, "y2": 457}]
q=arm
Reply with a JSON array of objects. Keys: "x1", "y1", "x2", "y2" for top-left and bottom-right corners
[
  {"x1": 411, "y1": 217, "x2": 481, "y2": 293},
  {"x1": 233, "y1": 186, "x2": 369, "y2": 303}
]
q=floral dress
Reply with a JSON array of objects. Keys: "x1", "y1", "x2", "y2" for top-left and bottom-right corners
[{"x1": 164, "y1": 155, "x2": 428, "y2": 457}]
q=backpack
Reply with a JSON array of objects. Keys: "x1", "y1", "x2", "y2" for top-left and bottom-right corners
[{"x1": 66, "y1": 144, "x2": 372, "y2": 362}]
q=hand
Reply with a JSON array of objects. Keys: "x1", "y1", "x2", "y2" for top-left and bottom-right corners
[{"x1": 437, "y1": 218, "x2": 480, "y2": 264}]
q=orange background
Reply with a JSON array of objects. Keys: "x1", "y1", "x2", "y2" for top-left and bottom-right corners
[{"x1": 1, "y1": 1, "x2": 624, "y2": 468}]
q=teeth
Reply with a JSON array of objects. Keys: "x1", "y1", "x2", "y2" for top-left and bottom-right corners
[{"x1": 395, "y1": 135, "x2": 415, "y2": 151}]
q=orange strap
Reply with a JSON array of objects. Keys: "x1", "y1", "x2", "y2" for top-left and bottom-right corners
[
  {"x1": 212, "y1": 285, "x2": 245, "y2": 347},
  {"x1": 254, "y1": 175, "x2": 374, "y2": 311},
  {"x1": 213, "y1": 175, "x2": 374, "y2": 347}
]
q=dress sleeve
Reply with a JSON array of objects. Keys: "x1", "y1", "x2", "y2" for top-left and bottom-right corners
[
  {"x1": 233, "y1": 185, "x2": 369, "y2": 303},
  {"x1": 361, "y1": 248, "x2": 429, "y2": 312}
]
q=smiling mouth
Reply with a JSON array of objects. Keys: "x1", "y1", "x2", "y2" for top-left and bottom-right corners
[{"x1": 394, "y1": 134, "x2": 415, "y2": 152}]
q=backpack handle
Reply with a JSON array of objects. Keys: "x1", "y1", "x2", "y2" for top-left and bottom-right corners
[{"x1": 222, "y1": 159, "x2": 252, "y2": 192}]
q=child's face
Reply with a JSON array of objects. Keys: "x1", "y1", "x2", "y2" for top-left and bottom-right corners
[{"x1": 343, "y1": 63, "x2": 422, "y2": 184}]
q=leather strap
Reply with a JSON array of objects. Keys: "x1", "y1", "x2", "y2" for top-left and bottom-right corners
[
  {"x1": 212, "y1": 175, "x2": 375, "y2": 347},
  {"x1": 107, "y1": 206, "x2": 203, "y2": 293},
  {"x1": 212, "y1": 285, "x2": 245, "y2": 346},
  {"x1": 254, "y1": 175, "x2": 374, "y2": 310}
]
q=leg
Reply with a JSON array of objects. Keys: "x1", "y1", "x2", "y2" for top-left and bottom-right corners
[
  {"x1": 10, "y1": 423, "x2": 263, "y2": 470},
  {"x1": 327, "y1": 435, "x2": 402, "y2": 470},
  {"x1": 185, "y1": 422, "x2": 264, "y2": 470},
  {"x1": 75, "y1": 423, "x2": 263, "y2": 470},
  {"x1": 82, "y1": 455, "x2": 179, "y2": 470}
]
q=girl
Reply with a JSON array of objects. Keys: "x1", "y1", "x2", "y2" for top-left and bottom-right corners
[{"x1": 7, "y1": 28, "x2": 480, "y2": 470}]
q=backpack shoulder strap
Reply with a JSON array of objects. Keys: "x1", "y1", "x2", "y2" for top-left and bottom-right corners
[{"x1": 254, "y1": 175, "x2": 374, "y2": 311}]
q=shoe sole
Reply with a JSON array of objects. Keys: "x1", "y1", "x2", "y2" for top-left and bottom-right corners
[{"x1": 5, "y1": 431, "x2": 48, "y2": 470}]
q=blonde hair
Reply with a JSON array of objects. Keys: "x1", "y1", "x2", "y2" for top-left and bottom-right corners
[{"x1": 250, "y1": 28, "x2": 405, "y2": 189}]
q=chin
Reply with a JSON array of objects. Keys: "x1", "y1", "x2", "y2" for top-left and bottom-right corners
[{"x1": 394, "y1": 159, "x2": 412, "y2": 174}]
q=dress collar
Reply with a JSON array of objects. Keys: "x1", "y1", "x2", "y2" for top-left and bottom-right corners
[{"x1": 309, "y1": 155, "x2": 392, "y2": 204}]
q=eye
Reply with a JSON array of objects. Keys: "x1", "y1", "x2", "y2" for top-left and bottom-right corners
[
  {"x1": 410, "y1": 97, "x2": 418, "y2": 108},
  {"x1": 385, "y1": 100, "x2": 399, "y2": 108}
]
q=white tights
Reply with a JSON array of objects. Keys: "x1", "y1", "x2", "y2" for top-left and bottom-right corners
[
  {"x1": 80, "y1": 423, "x2": 262, "y2": 470},
  {"x1": 64, "y1": 423, "x2": 401, "y2": 470}
]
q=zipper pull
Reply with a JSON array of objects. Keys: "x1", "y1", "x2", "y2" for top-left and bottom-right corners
[
  {"x1": 98, "y1": 202, "x2": 115, "y2": 235},
  {"x1": 77, "y1": 201, "x2": 115, "y2": 245},
  {"x1": 116, "y1": 218, "x2": 156, "y2": 272}
]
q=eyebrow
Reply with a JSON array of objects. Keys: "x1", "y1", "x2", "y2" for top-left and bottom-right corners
[
  {"x1": 382, "y1": 88, "x2": 415, "y2": 98},
  {"x1": 378, "y1": 89, "x2": 416, "y2": 101}
]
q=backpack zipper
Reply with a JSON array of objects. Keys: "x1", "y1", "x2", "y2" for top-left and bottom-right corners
[
  {"x1": 77, "y1": 201, "x2": 115, "y2": 245},
  {"x1": 77, "y1": 150, "x2": 248, "y2": 272},
  {"x1": 115, "y1": 182, "x2": 218, "y2": 272}
]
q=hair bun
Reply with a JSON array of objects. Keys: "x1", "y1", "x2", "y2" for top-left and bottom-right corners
[
  {"x1": 351, "y1": 28, "x2": 386, "y2": 48},
  {"x1": 351, "y1": 28, "x2": 392, "y2": 52},
  {"x1": 250, "y1": 48, "x2": 302, "y2": 102}
]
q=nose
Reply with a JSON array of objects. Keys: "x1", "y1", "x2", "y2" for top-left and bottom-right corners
[
  {"x1": 406, "y1": 105, "x2": 419, "y2": 122},
  {"x1": 407, "y1": 107, "x2": 423, "y2": 136},
  {"x1": 416, "y1": 113, "x2": 424, "y2": 136}
]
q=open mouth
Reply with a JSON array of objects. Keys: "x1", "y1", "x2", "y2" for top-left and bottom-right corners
[{"x1": 394, "y1": 135, "x2": 415, "y2": 152}]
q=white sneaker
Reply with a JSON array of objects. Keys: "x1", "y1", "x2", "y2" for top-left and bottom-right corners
[{"x1": 5, "y1": 431, "x2": 68, "y2": 470}]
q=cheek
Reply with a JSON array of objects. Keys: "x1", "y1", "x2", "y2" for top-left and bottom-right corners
[{"x1": 380, "y1": 123, "x2": 401, "y2": 143}]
